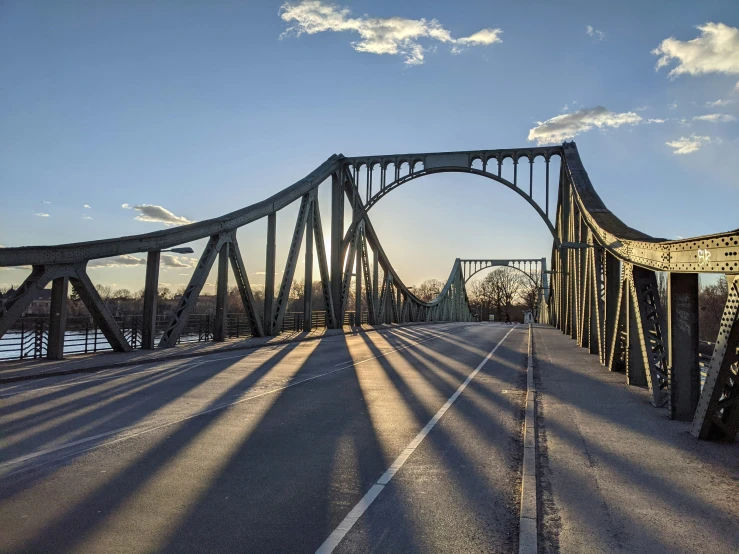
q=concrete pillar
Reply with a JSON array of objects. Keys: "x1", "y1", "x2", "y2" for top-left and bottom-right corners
[
  {"x1": 303, "y1": 202, "x2": 314, "y2": 332},
  {"x1": 142, "y1": 250, "x2": 160, "y2": 349},
  {"x1": 213, "y1": 242, "x2": 229, "y2": 342},
  {"x1": 47, "y1": 277, "x2": 69, "y2": 360},
  {"x1": 668, "y1": 273, "x2": 700, "y2": 420},
  {"x1": 264, "y1": 212, "x2": 277, "y2": 335},
  {"x1": 330, "y1": 172, "x2": 344, "y2": 328}
]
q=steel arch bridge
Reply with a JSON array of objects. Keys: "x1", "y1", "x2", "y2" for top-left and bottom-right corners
[{"x1": 0, "y1": 143, "x2": 737, "y2": 441}]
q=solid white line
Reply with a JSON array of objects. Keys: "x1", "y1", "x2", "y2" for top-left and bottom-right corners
[
  {"x1": 315, "y1": 325, "x2": 518, "y2": 554},
  {"x1": 0, "y1": 327, "x2": 461, "y2": 473}
]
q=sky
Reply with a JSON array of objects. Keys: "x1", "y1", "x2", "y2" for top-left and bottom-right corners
[{"x1": 1, "y1": 0, "x2": 738, "y2": 294}]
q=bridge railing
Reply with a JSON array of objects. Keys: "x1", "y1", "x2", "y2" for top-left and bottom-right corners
[{"x1": 548, "y1": 142, "x2": 739, "y2": 441}]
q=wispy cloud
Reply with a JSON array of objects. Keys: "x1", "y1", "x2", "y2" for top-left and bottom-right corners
[
  {"x1": 89, "y1": 255, "x2": 146, "y2": 268},
  {"x1": 665, "y1": 134, "x2": 714, "y2": 154},
  {"x1": 33, "y1": 212, "x2": 50, "y2": 217},
  {"x1": 82, "y1": 215, "x2": 93, "y2": 220},
  {"x1": 646, "y1": 118, "x2": 666, "y2": 124},
  {"x1": 586, "y1": 25, "x2": 605, "y2": 41},
  {"x1": 122, "y1": 203, "x2": 194, "y2": 226},
  {"x1": 42, "y1": 200, "x2": 51, "y2": 204},
  {"x1": 528, "y1": 106, "x2": 642, "y2": 145},
  {"x1": 653, "y1": 22, "x2": 739, "y2": 78},
  {"x1": 693, "y1": 113, "x2": 737, "y2": 123},
  {"x1": 83, "y1": 204, "x2": 92, "y2": 209},
  {"x1": 668, "y1": 102, "x2": 678, "y2": 110},
  {"x1": 88, "y1": 254, "x2": 195, "y2": 268},
  {"x1": 279, "y1": 1, "x2": 502, "y2": 65},
  {"x1": 706, "y1": 98, "x2": 735, "y2": 107}
]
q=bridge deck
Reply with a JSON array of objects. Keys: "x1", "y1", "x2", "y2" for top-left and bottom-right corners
[
  {"x1": 533, "y1": 325, "x2": 739, "y2": 553},
  {"x1": 1, "y1": 323, "x2": 737, "y2": 553}
]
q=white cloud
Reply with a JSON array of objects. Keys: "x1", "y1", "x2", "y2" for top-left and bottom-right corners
[
  {"x1": 83, "y1": 204, "x2": 92, "y2": 209},
  {"x1": 279, "y1": 1, "x2": 501, "y2": 65},
  {"x1": 646, "y1": 118, "x2": 666, "y2": 124},
  {"x1": 665, "y1": 134, "x2": 713, "y2": 154},
  {"x1": 161, "y1": 255, "x2": 197, "y2": 268},
  {"x1": 693, "y1": 113, "x2": 737, "y2": 123},
  {"x1": 42, "y1": 200, "x2": 51, "y2": 204},
  {"x1": 527, "y1": 106, "x2": 642, "y2": 145},
  {"x1": 635, "y1": 105, "x2": 650, "y2": 112},
  {"x1": 33, "y1": 212, "x2": 50, "y2": 217},
  {"x1": 735, "y1": 80, "x2": 739, "y2": 91},
  {"x1": 653, "y1": 22, "x2": 739, "y2": 78},
  {"x1": 706, "y1": 98, "x2": 735, "y2": 107},
  {"x1": 586, "y1": 25, "x2": 605, "y2": 41},
  {"x1": 122, "y1": 203, "x2": 194, "y2": 226},
  {"x1": 82, "y1": 215, "x2": 93, "y2": 220},
  {"x1": 89, "y1": 255, "x2": 146, "y2": 268}
]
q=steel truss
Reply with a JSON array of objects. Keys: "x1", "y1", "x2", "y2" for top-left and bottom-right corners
[{"x1": 1, "y1": 142, "x2": 737, "y2": 440}]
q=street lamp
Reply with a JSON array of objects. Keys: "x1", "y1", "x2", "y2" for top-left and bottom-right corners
[{"x1": 162, "y1": 247, "x2": 194, "y2": 254}]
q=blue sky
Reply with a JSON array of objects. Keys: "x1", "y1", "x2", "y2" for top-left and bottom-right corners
[{"x1": 1, "y1": 0, "x2": 737, "y2": 293}]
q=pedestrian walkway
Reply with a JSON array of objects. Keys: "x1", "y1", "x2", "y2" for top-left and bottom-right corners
[
  {"x1": 0, "y1": 322, "x2": 436, "y2": 383},
  {"x1": 533, "y1": 325, "x2": 739, "y2": 554}
]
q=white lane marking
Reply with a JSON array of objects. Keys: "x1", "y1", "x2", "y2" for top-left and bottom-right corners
[
  {"x1": 0, "y1": 327, "x2": 463, "y2": 473},
  {"x1": 519, "y1": 324, "x2": 538, "y2": 554},
  {"x1": 315, "y1": 325, "x2": 518, "y2": 554}
]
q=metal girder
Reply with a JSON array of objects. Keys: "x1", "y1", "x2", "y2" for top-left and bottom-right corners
[
  {"x1": 159, "y1": 234, "x2": 227, "y2": 348},
  {"x1": 360, "y1": 230, "x2": 376, "y2": 325},
  {"x1": 630, "y1": 265, "x2": 669, "y2": 407},
  {"x1": 692, "y1": 275, "x2": 739, "y2": 440},
  {"x1": 141, "y1": 250, "x2": 160, "y2": 349},
  {"x1": 273, "y1": 194, "x2": 311, "y2": 333},
  {"x1": 311, "y1": 196, "x2": 336, "y2": 328},
  {"x1": 214, "y1": 242, "x2": 229, "y2": 342},
  {"x1": 70, "y1": 267, "x2": 132, "y2": 352},
  {"x1": 0, "y1": 266, "x2": 53, "y2": 338},
  {"x1": 330, "y1": 172, "x2": 345, "y2": 329},
  {"x1": 48, "y1": 277, "x2": 69, "y2": 360},
  {"x1": 303, "y1": 200, "x2": 314, "y2": 332},
  {"x1": 264, "y1": 213, "x2": 277, "y2": 335},
  {"x1": 667, "y1": 273, "x2": 700, "y2": 421},
  {"x1": 229, "y1": 236, "x2": 265, "y2": 338}
]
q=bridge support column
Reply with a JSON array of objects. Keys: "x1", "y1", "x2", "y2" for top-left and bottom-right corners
[
  {"x1": 330, "y1": 172, "x2": 344, "y2": 328},
  {"x1": 626, "y1": 275, "x2": 647, "y2": 386},
  {"x1": 604, "y1": 252, "x2": 620, "y2": 368},
  {"x1": 667, "y1": 273, "x2": 700, "y2": 420},
  {"x1": 303, "y1": 201, "x2": 314, "y2": 332},
  {"x1": 372, "y1": 249, "x2": 379, "y2": 324},
  {"x1": 355, "y1": 233, "x2": 362, "y2": 325},
  {"x1": 264, "y1": 212, "x2": 277, "y2": 335},
  {"x1": 47, "y1": 276, "x2": 69, "y2": 360},
  {"x1": 213, "y1": 242, "x2": 229, "y2": 342},
  {"x1": 142, "y1": 250, "x2": 160, "y2": 349}
]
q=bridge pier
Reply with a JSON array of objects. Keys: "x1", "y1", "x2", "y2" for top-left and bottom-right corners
[{"x1": 667, "y1": 273, "x2": 700, "y2": 420}]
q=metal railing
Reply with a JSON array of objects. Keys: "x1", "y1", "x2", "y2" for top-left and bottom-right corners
[{"x1": 0, "y1": 310, "x2": 366, "y2": 362}]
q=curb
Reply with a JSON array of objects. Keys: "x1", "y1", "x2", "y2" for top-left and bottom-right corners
[{"x1": 519, "y1": 323, "x2": 538, "y2": 554}]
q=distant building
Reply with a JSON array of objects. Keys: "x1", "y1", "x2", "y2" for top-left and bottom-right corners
[{"x1": 24, "y1": 289, "x2": 52, "y2": 316}]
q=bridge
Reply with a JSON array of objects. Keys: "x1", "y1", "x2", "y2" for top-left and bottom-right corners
[{"x1": 0, "y1": 142, "x2": 737, "y2": 553}]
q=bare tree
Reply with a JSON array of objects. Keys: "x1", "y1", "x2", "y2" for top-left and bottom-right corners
[{"x1": 414, "y1": 279, "x2": 444, "y2": 302}]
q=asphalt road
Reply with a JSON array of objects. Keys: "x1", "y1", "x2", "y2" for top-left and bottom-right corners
[{"x1": 0, "y1": 323, "x2": 528, "y2": 554}]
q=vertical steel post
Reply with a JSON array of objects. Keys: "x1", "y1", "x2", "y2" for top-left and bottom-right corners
[
  {"x1": 604, "y1": 252, "x2": 620, "y2": 367},
  {"x1": 142, "y1": 250, "x2": 160, "y2": 349},
  {"x1": 626, "y1": 279, "x2": 648, "y2": 387},
  {"x1": 668, "y1": 273, "x2": 700, "y2": 420},
  {"x1": 330, "y1": 172, "x2": 345, "y2": 328},
  {"x1": 264, "y1": 212, "x2": 277, "y2": 335},
  {"x1": 47, "y1": 277, "x2": 69, "y2": 360},
  {"x1": 372, "y1": 248, "x2": 379, "y2": 321},
  {"x1": 355, "y1": 233, "x2": 362, "y2": 325},
  {"x1": 213, "y1": 242, "x2": 229, "y2": 342},
  {"x1": 303, "y1": 201, "x2": 314, "y2": 332}
]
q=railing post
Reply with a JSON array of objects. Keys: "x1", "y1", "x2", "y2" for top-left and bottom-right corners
[
  {"x1": 667, "y1": 273, "x2": 700, "y2": 420},
  {"x1": 214, "y1": 242, "x2": 229, "y2": 342},
  {"x1": 142, "y1": 250, "x2": 160, "y2": 349},
  {"x1": 47, "y1": 277, "x2": 69, "y2": 360},
  {"x1": 264, "y1": 212, "x2": 277, "y2": 335}
]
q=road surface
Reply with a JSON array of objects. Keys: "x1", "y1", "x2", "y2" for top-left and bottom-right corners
[{"x1": 0, "y1": 323, "x2": 528, "y2": 553}]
